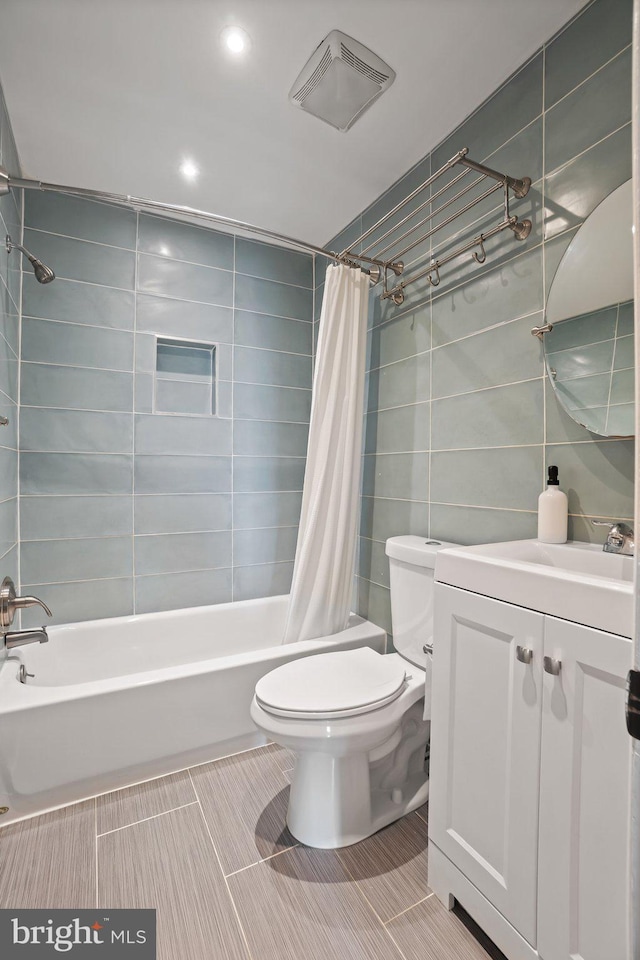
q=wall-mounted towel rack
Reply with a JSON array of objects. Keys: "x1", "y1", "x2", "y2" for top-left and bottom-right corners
[{"x1": 335, "y1": 147, "x2": 532, "y2": 306}]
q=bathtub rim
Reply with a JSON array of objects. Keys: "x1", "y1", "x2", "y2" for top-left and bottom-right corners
[{"x1": 0, "y1": 599, "x2": 386, "y2": 709}]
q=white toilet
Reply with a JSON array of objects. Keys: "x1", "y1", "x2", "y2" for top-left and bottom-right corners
[{"x1": 250, "y1": 536, "x2": 456, "y2": 848}]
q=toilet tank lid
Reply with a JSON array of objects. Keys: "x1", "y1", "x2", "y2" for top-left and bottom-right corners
[{"x1": 385, "y1": 535, "x2": 460, "y2": 568}]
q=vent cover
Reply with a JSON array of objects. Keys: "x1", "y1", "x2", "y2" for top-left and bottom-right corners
[{"x1": 289, "y1": 30, "x2": 395, "y2": 132}]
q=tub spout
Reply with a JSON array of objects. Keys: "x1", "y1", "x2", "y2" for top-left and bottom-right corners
[{"x1": 4, "y1": 627, "x2": 48, "y2": 649}]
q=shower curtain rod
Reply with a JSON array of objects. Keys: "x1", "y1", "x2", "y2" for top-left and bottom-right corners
[{"x1": 0, "y1": 165, "x2": 382, "y2": 281}]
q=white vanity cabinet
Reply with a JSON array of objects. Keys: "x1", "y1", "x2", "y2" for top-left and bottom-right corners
[{"x1": 429, "y1": 583, "x2": 632, "y2": 960}]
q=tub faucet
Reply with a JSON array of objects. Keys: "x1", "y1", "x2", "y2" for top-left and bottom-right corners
[
  {"x1": 0, "y1": 576, "x2": 52, "y2": 630},
  {"x1": 4, "y1": 627, "x2": 48, "y2": 649},
  {"x1": 592, "y1": 520, "x2": 635, "y2": 557}
]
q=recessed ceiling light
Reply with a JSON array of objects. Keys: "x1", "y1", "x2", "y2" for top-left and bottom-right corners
[
  {"x1": 179, "y1": 159, "x2": 199, "y2": 181},
  {"x1": 221, "y1": 26, "x2": 250, "y2": 55}
]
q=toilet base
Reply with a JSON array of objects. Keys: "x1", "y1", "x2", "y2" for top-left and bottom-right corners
[
  {"x1": 287, "y1": 758, "x2": 429, "y2": 848},
  {"x1": 285, "y1": 698, "x2": 430, "y2": 848}
]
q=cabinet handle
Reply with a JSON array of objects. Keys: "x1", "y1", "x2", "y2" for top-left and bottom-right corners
[
  {"x1": 516, "y1": 645, "x2": 533, "y2": 664},
  {"x1": 543, "y1": 655, "x2": 562, "y2": 676}
]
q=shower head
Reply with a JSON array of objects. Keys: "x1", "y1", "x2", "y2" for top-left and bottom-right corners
[{"x1": 5, "y1": 235, "x2": 55, "y2": 283}]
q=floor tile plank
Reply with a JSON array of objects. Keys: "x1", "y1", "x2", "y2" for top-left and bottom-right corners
[
  {"x1": 337, "y1": 812, "x2": 429, "y2": 922},
  {"x1": 98, "y1": 804, "x2": 249, "y2": 960},
  {"x1": 191, "y1": 744, "x2": 295, "y2": 874},
  {"x1": 228, "y1": 845, "x2": 405, "y2": 960},
  {"x1": 386, "y1": 894, "x2": 502, "y2": 960},
  {"x1": 97, "y1": 770, "x2": 196, "y2": 834},
  {"x1": 267, "y1": 743, "x2": 295, "y2": 772},
  {"x1": 0, "y1": 801, "x2": 96, "y2": 908}
]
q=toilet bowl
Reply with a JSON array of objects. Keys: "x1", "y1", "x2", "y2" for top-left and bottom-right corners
[{"x1": 250, "y1": 536, "x2": 458, "y2": 848}]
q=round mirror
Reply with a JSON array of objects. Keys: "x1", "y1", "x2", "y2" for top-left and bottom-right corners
[{"x1": 544, "y1": 179, "x2": 634, "y2": 438}]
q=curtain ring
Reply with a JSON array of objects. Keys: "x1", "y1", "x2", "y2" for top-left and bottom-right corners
[{"x1": 472, "y1": 236, "x2": 486, "y2": 264}]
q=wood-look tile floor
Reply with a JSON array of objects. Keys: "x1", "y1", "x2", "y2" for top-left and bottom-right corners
[{"x1": 0, "y1": 744, "x2": 504, "y2": 960}]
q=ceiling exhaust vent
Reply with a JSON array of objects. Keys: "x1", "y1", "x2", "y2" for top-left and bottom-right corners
[{"x1": 289, "y1": 30, "x2": 395, "y2": 132}]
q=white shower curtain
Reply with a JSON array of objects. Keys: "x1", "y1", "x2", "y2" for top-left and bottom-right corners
[{"x1": 283, "y1": 262, "x2": 369, "y2": 644}]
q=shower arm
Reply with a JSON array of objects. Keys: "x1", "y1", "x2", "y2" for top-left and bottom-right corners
[
  {"x1": 6, "y1": 235, "x2": 34, "y2": 259},
  {"x1": 0, "y1": 165, "x2": 383, "y2": 283}
]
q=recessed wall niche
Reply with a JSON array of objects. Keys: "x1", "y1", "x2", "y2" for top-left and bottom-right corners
[{"x1": 154, "y1": 337, "x2": 217, "y2": 416}]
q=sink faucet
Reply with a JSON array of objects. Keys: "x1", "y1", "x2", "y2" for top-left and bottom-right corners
[
  {"x1": 0, "y1": 576, "x2": 52, "y2": 649},
  {"x1": 592, "y1": 521, "x2": 635, "y2": 557}
]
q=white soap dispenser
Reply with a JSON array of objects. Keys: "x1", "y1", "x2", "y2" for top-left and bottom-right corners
[{"x1": 538, "y1": 465, "x2": 568, "y2": 543}]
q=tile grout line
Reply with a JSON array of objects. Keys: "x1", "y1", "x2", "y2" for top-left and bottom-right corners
[
  {"x1": 20, "y1": 358, "x2": 313, "y2": 391},
  {"x1": 427, "y1": 266, "x2": 433, "y2": 536},
  {"x1": 132, "y1": 211, "x2": 139, "y2": 611},
  {"x1": 19, "y1": 448, "x2": 307, "y2": 457},
  {"x1": 20, "y1": 523, "x2": 298, "y2": 543},
  {"x1": 543, "y1": 119, "x2": 631, "y2": 185},
  {"x1": 231, "y1": 234, "x2": 235, "y2": 597},
  {"x1": 223, "y1": 841, "x2": 300, "y2": 879},
  {"x1": 94, "y1": 797, "x2": 99, "y2": 909},
  {"x1": 544, "y1": 41, "x2": 631, "y2": 116},
  {"x1": 333, "y1": 852, "x2": 389, "y2": 929},
  {"x1": 382, "y1": 917, "x2": 422, "y2": 960},
  {"x1": 24, "y1": 291, "x2": 313, "y2": 324},
  {"x1": 369, "y1": 307, "x2": 542, "y2": 356},
  {"x1": 95, "y1": 801, "x2": 200, "y2": 837},
  {"x1": 186, "y1": 768, "x2": 257, "y2": 960},
  {"x1": 16, "y1": 186, "x2": 24, "y2": 592},
  {"x1": 333, "y1": 855, "x2": 412, "y2": 960},
  {"x1": 603, "y1": 302, "x2": 620, "y2": 435},
  {"x1": 383, "y1": 892, "x2": 435, "y2": 926},
  {"x1": 430, "y1": 375, "x2": 543, "y2": 404},
  {"x1": 23, "y1": 225, "x2": 314, "y2": 291},
  {"x1": 0, "y1": 267, "x2": 20, "y2": 315}
]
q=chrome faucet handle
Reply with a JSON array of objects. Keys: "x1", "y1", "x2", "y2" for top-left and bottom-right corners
[
  {"x1": 0, "y1": 577, "x2": 53, "y2": 630},
  {"x1": 591, "y1": 520, "x2": 634, "y2": 556}
]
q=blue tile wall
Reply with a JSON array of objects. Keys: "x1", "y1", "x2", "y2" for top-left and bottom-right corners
[
  {"x1": 323, "y1": 0, "x2": 635, "y2": 636},
  {"x1": 0, "y1": 79, "x2": 21, "y2": 664},
  {"x1": 6, "y1": 0, "x2": 634, "y2": 634},
  {"x1": 19, "y1": 198, "x2": 313, "y2": 622}
]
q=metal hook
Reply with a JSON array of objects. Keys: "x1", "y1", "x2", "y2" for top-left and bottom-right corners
[
  {"x1": 427, "y1": 264, "x2": 441, "y2": 288},
  {"x1": 531, "y1": 322, "x2": 553, "y2": 340},
  {"x1": 472, "y1": 236, "x2": 486, "y2": 264}
]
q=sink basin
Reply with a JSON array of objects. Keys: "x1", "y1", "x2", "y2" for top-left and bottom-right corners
[{"x1": 435, "y1": 539, "x2": 634, "y2": 637}]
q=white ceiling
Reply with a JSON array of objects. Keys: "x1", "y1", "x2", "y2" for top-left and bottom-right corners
[{"x1": 0, "y1": 0, "x2": 588, "y2": 246}]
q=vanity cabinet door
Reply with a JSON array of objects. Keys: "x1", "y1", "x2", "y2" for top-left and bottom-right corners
[
  {"x1": 537, "y1": 617, "x2": 632, "y2": 960},
  {"x1": 429, "y1": 584, "x2": 544, "y2": 947}
]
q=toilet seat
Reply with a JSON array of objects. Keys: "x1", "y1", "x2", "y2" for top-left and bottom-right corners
[{"x1": 255, "y1": 647, "x2": 407, "y2": 720}]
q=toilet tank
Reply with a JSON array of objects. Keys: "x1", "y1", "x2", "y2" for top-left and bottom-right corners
[{"x1": 385, "y1": 536, "x2": 459, "y2": 668}]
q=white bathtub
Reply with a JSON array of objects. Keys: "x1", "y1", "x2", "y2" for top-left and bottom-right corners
[{"x1": 0, "y1": 595, "x2": 386, "y2": 825}]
